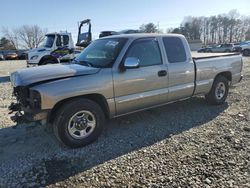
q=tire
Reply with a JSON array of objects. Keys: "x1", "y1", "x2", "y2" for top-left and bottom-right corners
[
  {"x1": 53, "y1": 98, "x2": 105, "y2": 148},
  {"x1": 242, "y1": 49, "x2": 250, "y2": 56},
  {"x1": 205, "y1": 75, "x2": 229, "y2": 105},
  {"x1": 39, "y1": 59, "x2": 57, "y2": 65}
]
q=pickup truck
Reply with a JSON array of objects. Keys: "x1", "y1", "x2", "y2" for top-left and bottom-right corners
[{"x1": 9, "y1": 34, "x2": 243, "y2": 148}]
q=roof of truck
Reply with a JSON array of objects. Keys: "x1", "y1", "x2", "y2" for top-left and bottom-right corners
[
  {"x1": 102, "y1": 33, "x2": 185, "y2": 39},
  {"x1": 46, "y1": 32, "x2": 71, "y2": 35}
]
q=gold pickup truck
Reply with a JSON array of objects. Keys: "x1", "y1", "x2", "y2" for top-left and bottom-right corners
[{"x1": 9, "y1": 34, "x2": 243, "y2": 148}]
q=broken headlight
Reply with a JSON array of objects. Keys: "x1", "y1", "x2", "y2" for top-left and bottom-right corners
[{"x1": 28, "y1": 89, "x2": 41, "y2": 109}]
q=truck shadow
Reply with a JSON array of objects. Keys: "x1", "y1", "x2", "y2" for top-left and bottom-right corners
[{"x1": 0, "y1": 97, "x2": 228, "y2": 186}]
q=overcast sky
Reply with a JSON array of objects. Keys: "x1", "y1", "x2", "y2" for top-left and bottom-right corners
[{"x1": 1, "y1": 0, "x2": 250, "y2": 41}]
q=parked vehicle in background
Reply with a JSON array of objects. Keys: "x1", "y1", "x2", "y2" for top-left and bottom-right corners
[
  {"x1": 27, "y1": 19, "x2": 92, "y2": 67},
  {"x1": 26, "y1": 32, "x2": 75, "y2": 66},
  {"x1": 17, "y1": 50, "x2": 28, "y2": 60},
  {"x1": 240, "y1": 42, "x2": 250, "y2": 56},
  {"x1": 99, "y1": 29, "x2": 140, "y2": 38},
  {"x1": 0, "y1": 53, "x2": 4, "y2": 60},
  {"x1": 207, "y1": 43, "x2": 235, "y2": 53},
  {"x1": 240, "y1": 41, "x2": 250, "y2": 46},
  {"x1": 9, "y1": 34, "x2": 243, "y2": 148},
  {"x1": 197, "y1": 46, "x2": 212, "y2": 53},
  {"x1": 26, "y1": 19, "x2": 142, "y2": 67},
  {"x1": 233, "y1": 42, "x2": 242, "y2": 52},
  {"x1": 5, "y1": 52, "x2": 18, "y2": 60}
]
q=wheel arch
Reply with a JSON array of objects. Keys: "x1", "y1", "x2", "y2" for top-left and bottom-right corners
[
  {"x1": 215, "y1": 71, "x2": 232, "y2": 82},
  {"x1": 38, "y1": 55, "x2": 59, "y2": 65},
  {"x1": 47, "y1": 93, "x2": 110, "y2": 124}
]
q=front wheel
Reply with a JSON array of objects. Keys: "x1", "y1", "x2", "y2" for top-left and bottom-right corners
[
  {"x1": 53, "y1": 98, "x2": 105, "y2": 148},
  {"x1": 205, "y1": 75, "x2": 229, "y2": 105},
  {"x1": 39, "y1": 58, "x2": 58, "y2": 65}
]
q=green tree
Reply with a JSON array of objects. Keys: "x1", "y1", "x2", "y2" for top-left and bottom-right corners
[
  {"x1": 2, "y1": 25, "x2": 47, "y2": 49},
  {"x1": 0, "y1": 37, "x2": 16, "y2": 50},
  {"x1": 139, "y1": 23, "x2": 159, "y2": 33},
  {"x1": 246, "y1": 28, "x2": 250, "y2": 40}
]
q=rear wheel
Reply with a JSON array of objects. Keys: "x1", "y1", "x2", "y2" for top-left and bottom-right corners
[
  {"x1": 205, "y1": 75, "x2": 229, "y2": 105},
  {"x1": 53, "y1": 98, "x2": 105, "y2": 148}
]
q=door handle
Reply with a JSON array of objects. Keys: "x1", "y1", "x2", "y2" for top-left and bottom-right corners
[{"x1": 158, "y1": 70, "x2": 167, "y2": 77}]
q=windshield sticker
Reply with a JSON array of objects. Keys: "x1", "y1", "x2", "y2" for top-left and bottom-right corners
[{"x1": 105, "y1": 41, "x2": 119, "y2": 48}]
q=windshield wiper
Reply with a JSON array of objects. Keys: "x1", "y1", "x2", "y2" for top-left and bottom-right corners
[{"x1": 73, "y1": 59, "x2": 94, "y2": 67}]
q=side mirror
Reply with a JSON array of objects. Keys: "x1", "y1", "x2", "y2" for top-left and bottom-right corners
[{"x1": 124, "y1": 57, "x2": 140, "y2": 69}]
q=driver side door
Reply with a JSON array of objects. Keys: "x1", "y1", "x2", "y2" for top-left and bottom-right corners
[{"x1": 113, "y1": 38, "x2": 169, "y2": 116}]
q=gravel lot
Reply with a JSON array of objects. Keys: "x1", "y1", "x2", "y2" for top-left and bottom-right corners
[{"x1": 0, "y1": 58, "x2": 249, "y2": 187}]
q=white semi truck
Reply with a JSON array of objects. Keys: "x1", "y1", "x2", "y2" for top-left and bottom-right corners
[
  {"x1": 27, "y1": 19, "x2": 92, "y2": 67},
  {"x1": 26, "y1": 19, "x2": 140, "y2": 66}
]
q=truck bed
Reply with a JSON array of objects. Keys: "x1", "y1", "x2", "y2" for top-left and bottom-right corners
[
  {"x1": 192, "y1": 52, "x2": 240, "y2": 60},
  {"x1": 192, "y1": 51, "x2": 242, "y2": 96}
]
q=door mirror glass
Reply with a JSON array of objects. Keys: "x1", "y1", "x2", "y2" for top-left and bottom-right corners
[{"x1": 124, "y1": 57, "x2": 140, "y2": 69}]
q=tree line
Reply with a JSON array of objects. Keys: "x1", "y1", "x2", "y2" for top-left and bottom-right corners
[
  {"x1": 168, "y1": 10, "x2": 250, "y2": 45},
  {"x1": 1, "y1": 9, "x2": 249, "y2": 50},
  {"x1": 0, "y1": 25, "x2": 47, "y2": 50}
]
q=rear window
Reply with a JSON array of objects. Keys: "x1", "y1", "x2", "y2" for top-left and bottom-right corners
[{"x1": 163, "y1": 37, "x2": 187, "y2": 63}]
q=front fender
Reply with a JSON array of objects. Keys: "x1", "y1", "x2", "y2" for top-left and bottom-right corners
[{"x1": 32, "y1": 69, "x2": 114, "y2": 110}]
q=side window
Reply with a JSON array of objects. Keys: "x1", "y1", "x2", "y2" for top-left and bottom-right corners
[
  {"x1": 63, "y1": 35, "x2": 69, "y2": 46},
  {"x1": 126, "y1": 38, "x2": 162, "y2": 67},
  {"x1": 56, "y1": 35, "x2": 62, "y2": 47},
  {"x1": 163, "y1": 37, "x2": 187, "y2": 63}
]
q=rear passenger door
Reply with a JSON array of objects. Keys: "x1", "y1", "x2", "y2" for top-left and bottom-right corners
[
  {"x1": 162, "y1": 37, "x2": 195, "y2": 101},
  {"x1": 113, "y1": 38, "x2": 169, "y2": 115}
]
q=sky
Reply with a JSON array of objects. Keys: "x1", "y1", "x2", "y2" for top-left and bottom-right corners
[{"x1": 1, "y1": 0, "x2": 250, "y2": 42}]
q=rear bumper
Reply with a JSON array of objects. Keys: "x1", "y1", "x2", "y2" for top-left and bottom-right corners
[
  {"x1": 239, "y1": 75, "x2": 243, "y2": 82},
  {"x1": 231, "y1": 72, "x2": 243, "y2": 85}
]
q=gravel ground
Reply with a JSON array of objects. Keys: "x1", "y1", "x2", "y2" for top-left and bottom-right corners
[{"x1": 0, "y1": 58, "x2": 249, "y2": 187}]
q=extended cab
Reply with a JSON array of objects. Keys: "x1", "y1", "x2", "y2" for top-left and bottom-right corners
[{"x1": 9, "y1": 34, "x2": 243, "y2": 148}]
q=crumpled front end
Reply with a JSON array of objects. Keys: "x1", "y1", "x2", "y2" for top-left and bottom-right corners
[{"x1": 9, "y1": 86, "x2": 48, "y2": 124}]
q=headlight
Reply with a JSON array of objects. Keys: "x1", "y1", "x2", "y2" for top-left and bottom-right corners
[
  {"x1": 31, "y1": 55, "x2": 38, "y2": 60},
  {"x1": 29, "y1": 90, "x2": 41, "y2": 109}
]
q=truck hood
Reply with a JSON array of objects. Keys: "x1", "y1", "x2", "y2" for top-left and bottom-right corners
[
  {"x1": 29, "y1": 47, "x2": 50, "y2": 53},
  {"x1": 10, "y1": 64, "x2": 100, "y2": 87}
]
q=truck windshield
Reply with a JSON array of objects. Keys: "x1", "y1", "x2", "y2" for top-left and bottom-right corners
[
  {"x1": 39, "y1": 35, "x2": 55, "y2": 48},
  {"x1": 74, "y1": 38, "x2": 127, "y2": 68}
]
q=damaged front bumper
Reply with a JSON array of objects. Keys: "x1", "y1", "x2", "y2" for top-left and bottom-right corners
[
  {"x1": 8, "y1": 85, "x2": 47, "y2": 125},
  {"x1": 9, "y1": 102, "x2": 49, "y2": 124}
]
